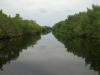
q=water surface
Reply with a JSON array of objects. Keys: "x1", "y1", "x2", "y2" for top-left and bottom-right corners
[{"x1": 0, "y1": 33, "x2": 98, "y2": 75}]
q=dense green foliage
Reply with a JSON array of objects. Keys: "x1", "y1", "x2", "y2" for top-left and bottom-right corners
[
  {"x1": 53, "y1": 5, "x2": 100, "y2": 74},
  {"x1": 0, "y1": 35, "x2": 41, "y2": 70},
  {"x1": 0, "y1": 10, "x2": 42, "y2": 38},
  {"x1": 53, "y1": 5, "x2": 100, "y2": 39},
  {"x1": 42, "y1": 26, "x2": 52, "y2": 35}
]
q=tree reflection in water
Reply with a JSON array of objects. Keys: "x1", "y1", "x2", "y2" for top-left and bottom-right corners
[
  {"x1": 53, "y1": 32, "x2": 100, "y2": 75},
  {"x1": 0, "y1": 35, "x2": 41, "y2": 70}
]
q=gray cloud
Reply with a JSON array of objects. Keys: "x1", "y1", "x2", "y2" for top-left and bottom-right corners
[{"x1": 0, "y1": 0, "x2": 100, "y2": 26}]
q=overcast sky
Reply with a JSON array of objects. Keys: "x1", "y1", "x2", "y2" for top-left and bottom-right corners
[{"x1": 0, "y1": 0, "x2": 100, "y2": 26}]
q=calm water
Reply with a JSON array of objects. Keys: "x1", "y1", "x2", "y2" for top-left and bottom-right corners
[{"x1": 0, "y1": 33, "x2": 98, "y2": 75}]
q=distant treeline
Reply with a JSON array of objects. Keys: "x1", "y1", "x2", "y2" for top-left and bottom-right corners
[
  {"x1": 0, "y1": 10, "x2": 42, "y2": 39},
  {"x1": 53, "y1": 5, "x2": 100, "y2": 39},
  {"x1": 42, "y1": 26, "x2": 52, "y2": 35}
]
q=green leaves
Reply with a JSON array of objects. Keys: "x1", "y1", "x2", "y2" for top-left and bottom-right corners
[
  {"x1": 53, "y1": 5, "x2": 100, "y2": 39},
  {"x1": 53, "y1": 5, "x2": 100, "y2": 74},
  {"x1": 0, "y1": 10, "x2": 42, "y2": 39}
]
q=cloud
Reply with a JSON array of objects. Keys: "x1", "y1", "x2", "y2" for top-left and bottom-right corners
[{"x1": 0, "y1": 0, "x2": 100, "y2": 26}]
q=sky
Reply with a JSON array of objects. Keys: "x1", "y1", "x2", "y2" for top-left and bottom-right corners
[{"x1": 0, "y1": 0, "x2": 100, "y2": 26}]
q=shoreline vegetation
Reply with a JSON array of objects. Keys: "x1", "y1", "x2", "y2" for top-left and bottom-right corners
[
  {"x1": 0, "y1": 10, "x2": 52, "y2": 70},
  {"x1": 53, "y1": 5, "x2": 100, "y2": 74},
  {"x1": 0, "y1": 10, "x2": 42, "y2": 39},
  {"x1": 53, "y1": 5, "x2": 100, "y2": 39}
]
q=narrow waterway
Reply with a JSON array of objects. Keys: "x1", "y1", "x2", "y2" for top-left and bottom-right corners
[{"x1": 0, "y1": 33, "x2": 98, "y2": 75}]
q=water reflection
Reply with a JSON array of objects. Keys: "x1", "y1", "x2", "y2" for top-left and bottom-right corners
[
  {"x1": 53, "y1": 33, "x2": 100, "y2": 74},
  {"x1": 0, "y1": 35, "x2": 41, "y2": 70}
]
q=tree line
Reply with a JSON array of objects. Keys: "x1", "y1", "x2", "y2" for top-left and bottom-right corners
[
  {"x1": 0, "y1": 10, "x2": 42, "y2": 39},
  {"x1": 53, "y1": 5, "x2": 100, "y2": 39},
  {"x1": 52, "y1": 5, "x2": 100, "y2": 74}
]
